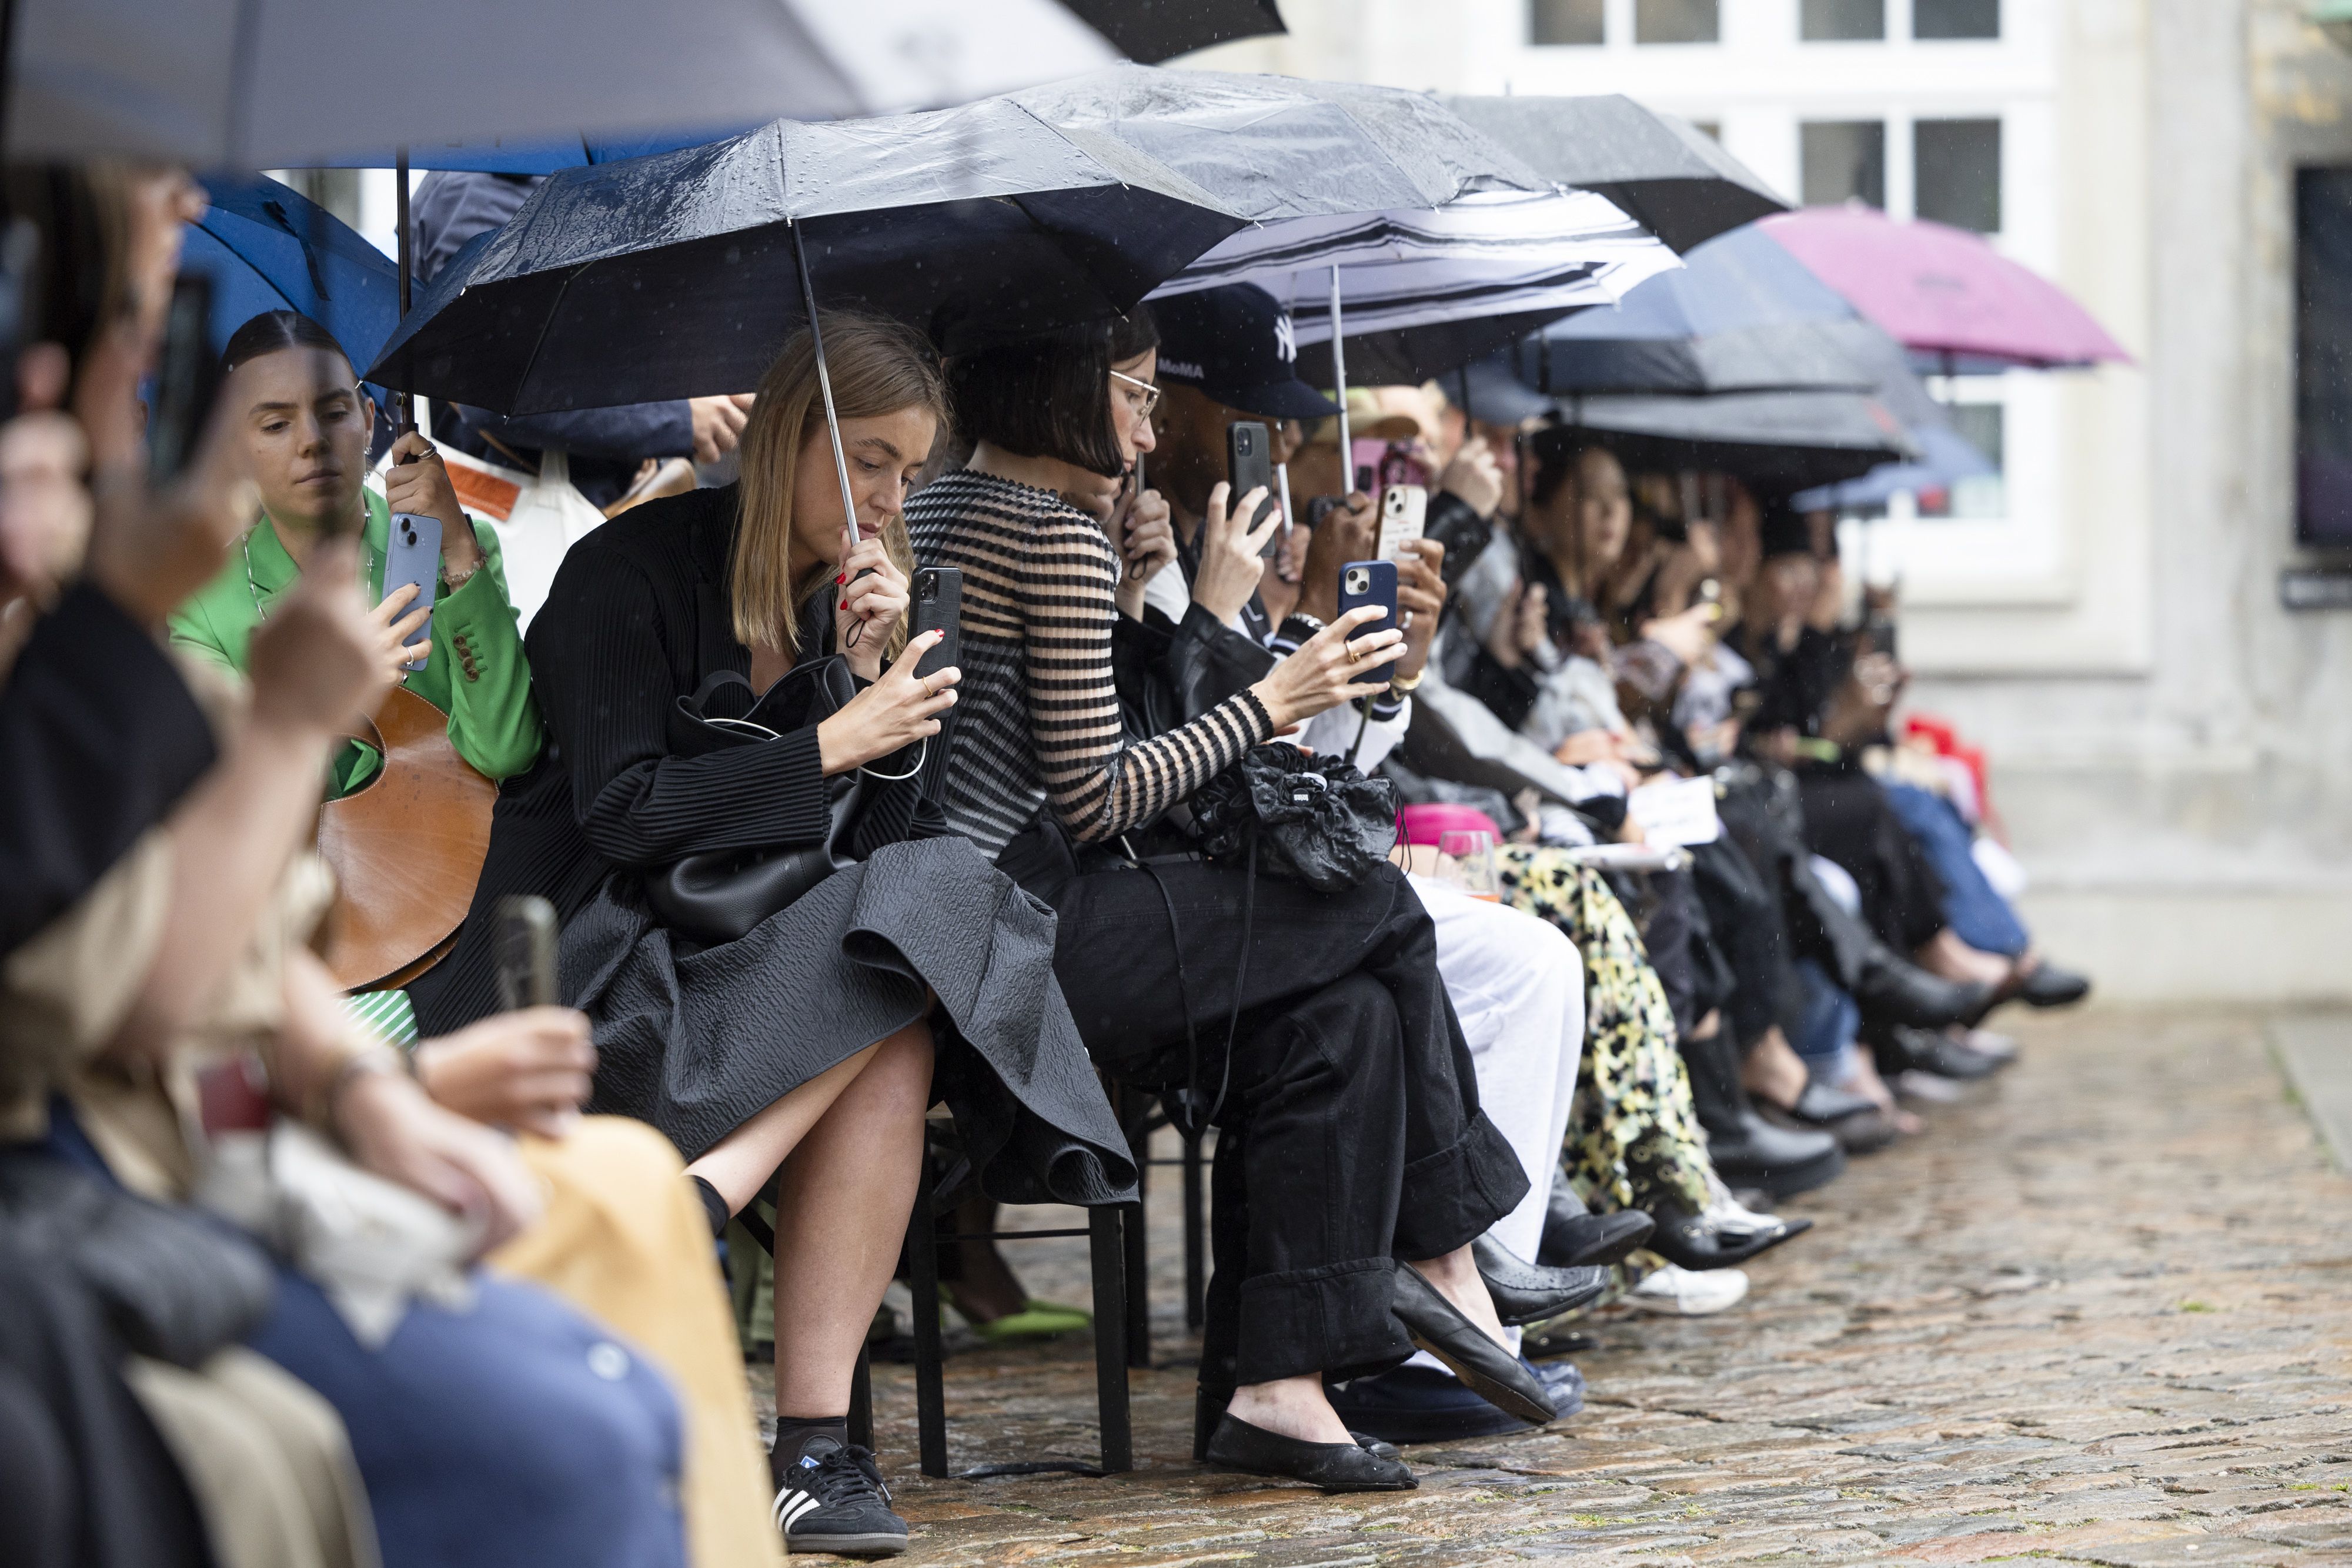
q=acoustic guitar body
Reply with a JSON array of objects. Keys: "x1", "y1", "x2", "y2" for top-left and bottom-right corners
[{"x1": 319, "y1": 686, "x2": 496, "y2": 991}]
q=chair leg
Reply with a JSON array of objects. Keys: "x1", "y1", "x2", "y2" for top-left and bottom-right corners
[
  {"x1": 906, "y1": 1164, "x2": 948, "y2": 1479},
  {"x1": 1122, "y1": 1172, "x2": 1150, "y2": 1370},
  {"x1": 1088, "y1": 1205, "x2": 1133, "y2": 1475},
  {"x1": 848, "y1": 1344, "x2": 873, "y2": 1451},
  {"x1": 1182, "y1": 1129, "x2": 1207, "y2": 1331}
]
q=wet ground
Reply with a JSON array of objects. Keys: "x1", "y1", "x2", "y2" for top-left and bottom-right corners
[{"x1": 753, "y1": 1009, "x2": 2352, "y2": 1564}]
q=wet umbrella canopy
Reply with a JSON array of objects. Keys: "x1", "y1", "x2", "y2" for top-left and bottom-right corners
[
  {"x1": 1441, "y1": 95, "x2": 1790, "y2": 254},
  {"x1": 1555, "y1": 389, "x2": 1916, "y2": 490},
  {"x1": 181, "y1": 176, "x2": 401, "y2": 372},
  {"x1": 4, "y1": 0, "x2": 1120, "y2": 168},
  {"x1": 367, "y1": 101, "x2": 1252, "y2": 414},
  {"x1": 1013, "y1": 66, "x2": 1681, "y2": 383}
]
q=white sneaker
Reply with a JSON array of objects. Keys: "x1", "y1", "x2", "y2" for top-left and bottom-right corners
[{"x1": 1626, "y1": 1263, "x2": 1749, "y2": 1316}]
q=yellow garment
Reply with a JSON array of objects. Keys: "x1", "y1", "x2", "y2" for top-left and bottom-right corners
[{"x1": 492, "y1": 1119, "x2": 780, "y2": 1568}]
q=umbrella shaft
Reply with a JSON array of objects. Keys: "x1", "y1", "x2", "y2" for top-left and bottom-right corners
[
  {"x1": 791, "y1": 223, "x2": 864, "y2": 584},
  {"x1": 395, "y1": 148, "x2": 415, "y2": 433},
  {"x1": 1329, "y1": 266, "x2": 1349, "y2": 481}
]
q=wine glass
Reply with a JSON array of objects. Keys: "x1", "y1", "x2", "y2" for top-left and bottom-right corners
[{"x1": 1435, "y1": 828, "x2": 1501, "y2": 902}]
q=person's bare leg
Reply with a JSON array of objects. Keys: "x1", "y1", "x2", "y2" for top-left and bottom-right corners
[
  {"x1": 1739, "y1": 1025, "x2": 1810, "y2": 1109},
  {"x1": 1406, "y1": 1245, "x2": 1510, "y2": 1348},
  {"x1": 1227, "y1": 1375, "x2": 1353, "y2": 1445},
  {"x1": 683, "y1": 1042, "x2": 882, "y2": 1213},
  {"x1": 770, "y1": 1019, "x2": 935, "y2": 1418},
  {"x1": 946, "y1": 1195, "x2": 1028, "y2": 1325},
  {"x1": 1915, "y1": 928, "x2": 2010, "y2": 987}
]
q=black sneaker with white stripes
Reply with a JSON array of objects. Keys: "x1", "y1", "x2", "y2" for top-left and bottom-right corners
[{"x1": 770, "y1": 1434, "x2": 907, "y2": 1557}]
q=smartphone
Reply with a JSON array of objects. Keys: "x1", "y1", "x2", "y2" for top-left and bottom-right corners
[
  {"x1": 494, "y1": 895, "x2": 559, "y2": 1012},
  {"x1": 910, "y1": 566, "x2": 962, "y2": 682},
  {"x1": 1423, "y1": 497, "x2": 1493, "y2": 591},
  {"x1": 381, "y1": 510, "x2": 443, "y2": 672},
  {"x1": 1335, "y1": 559, "x2": 1399, "y2": 643},
  {"x1": 148, "y1": 274, "x2": 222, "y2": 483},
  {"x1": 1227, "y1": 420, "x2": 1279, "y2": 556},
  {"x1": 910, "y1": 566, "x2": 963, "y2": 802},
  {"x1": 1377, "y1": 483, "x2": 1426, "y2": 561}
]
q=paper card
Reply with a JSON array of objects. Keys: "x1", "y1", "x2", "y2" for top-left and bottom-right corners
[{"x1": 1628, "y1": 775, "x2": 1722, "y2": 848}]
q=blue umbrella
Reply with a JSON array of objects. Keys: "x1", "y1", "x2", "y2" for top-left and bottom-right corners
[{"x1": 181, "y1": 175, "x2": 400, "y2": 373}]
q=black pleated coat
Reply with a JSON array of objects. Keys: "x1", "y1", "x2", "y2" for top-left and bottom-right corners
[{"x1": 411, "y1": 487, "x2": 1135, "y2": 1206}]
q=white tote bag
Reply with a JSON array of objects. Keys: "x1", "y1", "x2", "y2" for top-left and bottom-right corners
[{"x1": 430, "y1": 440, "x2": 607, "y2": 633}]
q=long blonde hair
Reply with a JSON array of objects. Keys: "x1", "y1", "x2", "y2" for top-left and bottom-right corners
[{"x1": 731, "y1": 312, "x2": 949, "y2": 654}]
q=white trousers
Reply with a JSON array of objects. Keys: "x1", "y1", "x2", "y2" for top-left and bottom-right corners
[{"x1": 1405, "y1": 874, "x2": 1585, "y2": 1356}]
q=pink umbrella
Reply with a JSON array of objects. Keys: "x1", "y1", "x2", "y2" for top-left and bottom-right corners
[{"x1": 1760, "y1": 206, "x2": 2131, "y2": 371}]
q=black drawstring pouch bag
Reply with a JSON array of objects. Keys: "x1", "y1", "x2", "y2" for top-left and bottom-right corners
[{"x1": 1185, "y1": 743, "x2": 1398, "y2": 894}]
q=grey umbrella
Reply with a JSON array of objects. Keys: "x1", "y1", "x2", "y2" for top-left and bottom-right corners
[
  {"x1": 1555, "y1": 389, "x2": 1917, "y2": 491},
  {"x1": 1441, "y1": 95, "x2": 1789, "y2": 254},
  {"x1": 4, "y1": 0, "x2": 1121, "y2": 169}
]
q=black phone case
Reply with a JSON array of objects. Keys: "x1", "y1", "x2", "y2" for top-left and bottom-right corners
[
  {"x1": 1227, "y1": 420, "x2": 1278, "y2": 554},
  {"x1": 910, "y1": 567, "x2": 963, "y2": 803}
]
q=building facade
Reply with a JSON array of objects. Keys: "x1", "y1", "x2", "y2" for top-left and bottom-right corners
[{"x1": 1195, "y1": 0, "x2": 2352, "y2": 1000}]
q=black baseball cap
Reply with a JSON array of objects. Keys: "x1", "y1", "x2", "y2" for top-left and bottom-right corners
[{"x1": 1151, "y1": 285, "x2": 1342, "y2": 423}]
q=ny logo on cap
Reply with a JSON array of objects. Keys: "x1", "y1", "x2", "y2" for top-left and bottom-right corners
[{"x1": 1273, "y1": 312, "x2": 1297, "y2": 363}]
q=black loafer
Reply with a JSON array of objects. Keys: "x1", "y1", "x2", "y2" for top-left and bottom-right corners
[
  {"x1": 1391, "y1": 1263, "x2": 1555, "y2": 1426},
  {"x1": 2017, "y1": 963, "x2": 2091, "y2": 1008},
  {"x1": 1538, "y1": 1174, "x2": 1656, "y2": 1268},
  {"x1": 1204, "y1": 1414, "x2": 1417, "y2": 1492},
  {"x1": 1471, "y1": 1235, "x2": 1609, "y2": 1327},
  {"x1": 1856, "y1": 953, "x2": 1994, "y2": 1030},
  {"x1": 1642, "y1": 1201, "x2": 1801, "y2": 1270}
]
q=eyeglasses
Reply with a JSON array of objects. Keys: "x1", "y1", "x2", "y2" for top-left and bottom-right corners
[{"x1": 1110, "y1": 368, "x2": 1161, "y2": 420}]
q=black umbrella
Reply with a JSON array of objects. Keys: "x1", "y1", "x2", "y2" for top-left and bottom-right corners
[
  {"x1": 367, "y1": 101, "x2": 1248, "y2": 416},
  {"x1": 1552, "y1": 389, "x2": 1916, "y2": 490},
  {"x1": 1441, "y1": 95, "x2": 1789, "y2": 254},
  {"x1": 1060, "y1": 0, "x2": 1285, "y2": 63}
]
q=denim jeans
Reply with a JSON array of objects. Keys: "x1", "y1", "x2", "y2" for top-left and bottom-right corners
[
  {"x1": 1791, "y1": 959, "x2": 1859, "y2": 1076},
  {"x1": 1881, "y1": 781, "x2": 2030, "y2": 957}
]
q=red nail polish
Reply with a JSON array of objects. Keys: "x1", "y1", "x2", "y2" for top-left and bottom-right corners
[{"x1": 836, "y1": 574, "x2": 844, "y2": 584}]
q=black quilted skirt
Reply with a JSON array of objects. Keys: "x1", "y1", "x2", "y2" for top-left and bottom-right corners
[{"x1": 563, "y1": 835, "x2": 1136, "y2": 1207}]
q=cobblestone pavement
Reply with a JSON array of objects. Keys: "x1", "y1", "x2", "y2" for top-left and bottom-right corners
[{"x1": 753, "y1": 1009, "x2": 2352, "y2": 1564}]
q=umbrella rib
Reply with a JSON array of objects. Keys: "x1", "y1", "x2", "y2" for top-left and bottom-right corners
[{"x1": 513, "y1": 264, "x2": 588, "y2": 416}]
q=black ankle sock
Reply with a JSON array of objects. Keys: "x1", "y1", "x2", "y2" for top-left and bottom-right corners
[
  {"x1": 770, "y1": 1414, "x2": 851, "y2": 1487},
  {"x1": 689, "y1": 1175, "x2": 730, "y2": 1239}
]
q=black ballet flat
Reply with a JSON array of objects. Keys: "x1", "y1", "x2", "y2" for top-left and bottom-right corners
[
  {"x1": 1204, "y1": 1414, "x2": 1417, "y2": 1492},
  {"x1": 1471, "y1": 1234, "x2": 1609, "y2": 1327},
  {"x1": 1391, "y1": 1263, "x2": 1555, "y2": 1426}
]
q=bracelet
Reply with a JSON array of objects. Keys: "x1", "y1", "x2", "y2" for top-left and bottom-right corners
[
  {"x1": 319, "y1": 1044, "x2": 407, "y2": 1130},
  {"x1": 440, "y1": 555, "x2": 485, "y2": 591},
  {"x1": 1388, "y1": 669, "x2": 1425, "y2": 695}
]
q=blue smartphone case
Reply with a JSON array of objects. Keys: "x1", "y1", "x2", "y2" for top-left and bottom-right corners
[
  {"x1": 382, "y1": 511, "x2": 442, "y2": 673},
  {"x1": 1335, "y1": 558, "x2": 1399, "y2": 640}
]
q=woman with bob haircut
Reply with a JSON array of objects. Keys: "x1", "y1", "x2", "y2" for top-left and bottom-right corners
[
  {"x1": 906, "y1": 309, "x2": 1559, "y2": 1495},
  {"x1": 412, "y1": 313, "x2": 1133, "y2": 1559}
]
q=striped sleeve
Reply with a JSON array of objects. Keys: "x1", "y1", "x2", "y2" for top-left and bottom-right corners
[{"x1": 1020, "y1": 513, "x2": 1274, "y2": 842}]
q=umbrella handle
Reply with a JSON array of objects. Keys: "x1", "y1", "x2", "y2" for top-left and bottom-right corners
[{"x1": 791, "y1": 222, "x2": 870, "y2": 647}]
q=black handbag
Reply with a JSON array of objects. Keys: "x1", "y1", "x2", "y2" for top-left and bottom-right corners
[
  {"x1": 1187, "y1": 743, "x2": 1399, "y2": 894},
  {"x1": 642, "y1": 658, "x2": 874, "y2": 945}
]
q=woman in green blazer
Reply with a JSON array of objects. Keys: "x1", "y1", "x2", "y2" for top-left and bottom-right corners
[{"x1": 170, "y1": 310, "x2": 542, "y2": 797}]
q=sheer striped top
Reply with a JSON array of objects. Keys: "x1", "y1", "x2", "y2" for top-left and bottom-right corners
[{"x1": 904, "y1": 469, "x2": 1274, "y2": 860}]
